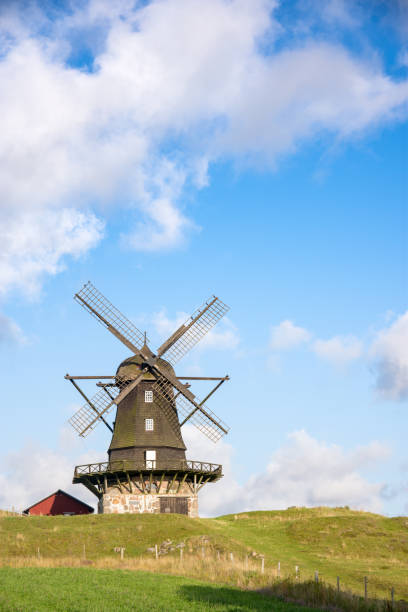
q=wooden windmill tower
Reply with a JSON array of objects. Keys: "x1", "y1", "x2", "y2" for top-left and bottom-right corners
[{"x1": 66, "y1": 282, "x2": 230, "y2": 516}]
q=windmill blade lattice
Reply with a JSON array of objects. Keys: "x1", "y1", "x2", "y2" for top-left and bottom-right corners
[
  {"x1": 68, "y1": 377, "x2": 130, "y2": 437},
  {"x1": 159, "y1": 296, "x2": 229, "y2": 366},
  {"x1": 153, "y1": 374, "x2": 229, "y2": 443},
  {"x1": 74, "y1": 281, "x2": 147, "y2": 352}
]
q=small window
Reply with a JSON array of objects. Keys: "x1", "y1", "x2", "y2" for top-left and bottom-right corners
[
  {"x1": 145, "y1": 390, "x2": 153, "y2": 403},
  {"x1": 145, "y1": 418, "x2": 154, "y2": 431}
]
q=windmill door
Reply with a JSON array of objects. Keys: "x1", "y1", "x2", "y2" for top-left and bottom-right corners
[{"x1": 160, "y1": 497, "x2": 188, "y2": 515}]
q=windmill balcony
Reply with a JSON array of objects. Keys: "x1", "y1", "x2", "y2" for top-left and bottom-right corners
[{"x1": 73, "y1": 459, "x2": 222, "y2": 479}]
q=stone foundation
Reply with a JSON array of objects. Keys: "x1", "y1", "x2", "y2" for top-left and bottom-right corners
[{"x1": 98, "y1": 480, "x2": 198, "y2": 517}]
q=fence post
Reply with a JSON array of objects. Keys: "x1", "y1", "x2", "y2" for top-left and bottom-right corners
[
  {"x1": 180, "y1": 548, "x2": 183, "y2": 562},
  {"x1": 277, "y1": 561, "x2": 280, "y2": 577},
  {"x1": 295, "y1": 565, "x2": 299, "y2": 580},
  {"x1": 155, "y1": 544, "x2": 158, "y2": 559},
  {"x1": 337, "y1": 576, "x2": 340, "y2": 593},
  {"x1": 37, "y1": 547, "x2": 40, "y2": 560},
  {"x1": 120, "y1": 547, "x2": 125, "y2": 561},
  {"x1": 230, "y1": 552, "x2": 234, "y2": 563},
  {"x1": 364, "y1": 576, "x2": 368, "y2": 600},
  {"x1": 217, "y1": 550, "x2": 220, "y2": 561},
  {"x1": 83, "y1": 544, "x2": 86, "y2": 560},
  {"x1": 261, "y1": 557, "x2": 265, "y2": 574},
  {"x1": 202, "y1": 546, "x2": 205, "y2": 559},
  {"x1": 314, "y1": 570, "x2": 319, "y2": 583}
]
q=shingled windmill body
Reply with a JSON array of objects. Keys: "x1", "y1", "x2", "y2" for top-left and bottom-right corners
[{"x1": 66, "y1": 283, "x2": 230, "y2": 516}]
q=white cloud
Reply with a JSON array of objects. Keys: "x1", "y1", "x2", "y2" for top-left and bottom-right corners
[
  {"x1": 0, "y1": 208, "x2": 104, "y2": 298},
  {"x1": 269, "y1": 319, "x2": 362, "y2": 367},
  {"x1": 399, "y1": 49, "x2": 408, "y2": 68},
  {"x1": 0, "y1": 312, "x2": 25, "y2": 344},
  {"x1": 321, "y1": 0, "x2": 359, "y2": 28},
  {"x1": 0, "y1": 0, "x2": 407, "y2": 295},
  {"x1": 124, "y1": 197, "x2": 195, "y2": 252},
  {"x1": 270, "y1": 320, "x2": 311, "y2": 350},
  {"x1": 152, "y1": 309, "x2": 188, "y2": 339},
  {"x1": 312, "y1": 335, "x2": 363, "y2": 366},
  {"x1": 196, "y1": 318, "x2": 240, "y2": 351},
  {"x1": 0, "y1": 438, "x2": 106, "y2": 512},
  {"x1": 369, "y1": 311, "x2": 408, "y2": 401},
  {"x1": 187, "y1": 428, "x2": 390, "y2": 516}
]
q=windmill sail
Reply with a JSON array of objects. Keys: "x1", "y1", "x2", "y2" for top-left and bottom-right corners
[
  {"x1": 153, "y1": 373, "x2": 229, "y2": 443},
  {"x1": 69, "y1": 387, "x2": 118, "y2": 437},
  {"x1": 74, "y1": 281, "x2": 147, "y2": 353},
  {"x1": 69, "y1": 373, "x2": 145, "y2": 437},
  {"x1": 157, "y1": 296, "x2": 229, "y2": 365}
]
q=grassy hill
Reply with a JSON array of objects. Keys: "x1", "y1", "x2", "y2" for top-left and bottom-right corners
[{"x1": 0, "y1": 506, "x2": 406, "y2": 605}]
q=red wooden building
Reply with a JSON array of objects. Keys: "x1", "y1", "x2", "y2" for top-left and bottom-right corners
[{"x1": 23, "y1": 490, "x2": 94, "y2": 516}]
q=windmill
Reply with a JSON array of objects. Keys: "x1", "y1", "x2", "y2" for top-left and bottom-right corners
[{"x1": 66, "y1": 282, "x2": 230, "y2": 516}]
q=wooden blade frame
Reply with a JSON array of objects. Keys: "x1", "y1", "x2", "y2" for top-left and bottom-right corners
[
  {"x1": 68, "y1": 372, "x2": 146, "y2": 437},
  {"x1": 66, "y1": 376, "x2": 113, "y2": 433},
  {"x1": 151, "y1": 368, "x2": 229, "y2": 443},
  {"x1": 74, "y1": 281, "x2": 148, "y2": 354},
  {"x1": 157, "y1": 295, "x2": 229, "y2": 365}
]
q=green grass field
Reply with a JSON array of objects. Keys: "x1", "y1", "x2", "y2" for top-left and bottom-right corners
[
  {"x1": 0, "y1": 506, "x2": 406, "y2": 609},
  {"x1": 0, "y1": 567, "x2": 321, "y2": 611}
]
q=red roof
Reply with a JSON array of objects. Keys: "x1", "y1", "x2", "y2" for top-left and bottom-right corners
[{"x1": 23, "y1": 489, "x2": 94, "y2": 516}]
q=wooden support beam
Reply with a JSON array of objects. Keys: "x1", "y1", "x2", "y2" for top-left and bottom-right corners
[
  {"x1": 115, "y1": 473, "x2": 123, "y2": 493},
  {"x1": 156, "y1": 472, "x2": 165, "y2": 494},
  {"x1": 149, "y1": 471, "x2": 153, "y2": 494},
  {"x1": 65, "y1": 375, "x2": 115, "y2": 380},
  {"x1": 81, "y1": 478, "x2": 102, "y2": 499},
  {"x1": 95, "y1": 475, "x2": 102, "y2": 493},
  {"x1": 126, "y1": 472, "x2": 133, "y2": 494},
  {"x1": 166, "y1": 472, "x2": 178, "y2": 494},
  {"x1": 131, "y1": 476, "x2": 143, "y2": 494},
  {"x1": 186, "y1": 478, "x2": 195, "y2": 494},
  {"x1": 177, "y1": 376, "x2": 229, "y2": 381},
  {"x1": 197, "y1": 476, "x2": 211, "y2": 492},
  {"x1": 121, "y1": 473, "x2": 131, "y2": 494},
  {"x1": 139, "y1": 472, "x2": 146, "y2": 494},
  {"x1": 103, "y1": 474, "x2": 107, "y2": 494},
  {"x1": 176, "y1": 472, "x2": 188, "y2": 494},
  {"x1": 194, "y1": 474, "x2": 203, "y2": 494}
]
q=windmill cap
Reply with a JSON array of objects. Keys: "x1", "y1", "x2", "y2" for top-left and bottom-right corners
[{"x1": 116, "y1": 349, "x2": 175, "y2": 382}]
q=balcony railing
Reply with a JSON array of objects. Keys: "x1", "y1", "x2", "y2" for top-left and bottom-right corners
[{"x1": 74, "y1": 459, "x2": 222, "y2": 478}]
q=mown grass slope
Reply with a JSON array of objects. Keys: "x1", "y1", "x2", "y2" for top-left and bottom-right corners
[
  {"x1": 0, "y1": 506, "x2": 406, "y2": 601},
  {"x1": 0, "y1": 567, "x2": 319, "y2": 612}
]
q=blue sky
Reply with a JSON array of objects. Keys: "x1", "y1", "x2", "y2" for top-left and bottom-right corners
[{"x1": 0, "y1": 0, "x2": 406, "y2": 516}]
